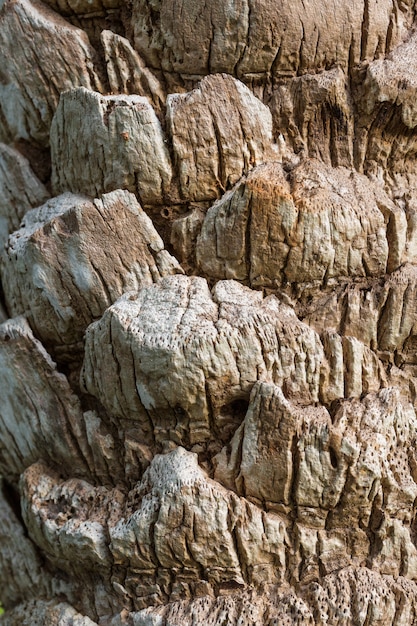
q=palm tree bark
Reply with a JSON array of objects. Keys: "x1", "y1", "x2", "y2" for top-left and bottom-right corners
[{"x1": 2, "y1": 1, "x2": 417, "y2": 624}]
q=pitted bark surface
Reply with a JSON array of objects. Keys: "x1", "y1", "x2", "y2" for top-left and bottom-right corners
[
  {"x1": 81, "y1": 276, "x2": 325, "y2": 447},
  {"x1": 4, "y1": 1, "x2": 417, "y2": 625}
]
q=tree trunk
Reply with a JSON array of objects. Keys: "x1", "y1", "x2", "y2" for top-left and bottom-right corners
[{"x1": 2, "y1": 0, "x2": 417, "y2": 624}]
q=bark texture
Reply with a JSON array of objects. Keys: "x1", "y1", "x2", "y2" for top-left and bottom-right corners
[{"x1": 3, "y1": 1, "x2": 417, "y2": 625}]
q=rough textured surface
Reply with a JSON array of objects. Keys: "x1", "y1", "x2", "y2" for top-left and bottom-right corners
[
  {"x1": 301, "y1": 263, "x2": 417, "y2": 360},
  {"x1": 51, "y1": 74, "x2": 275, "y2": 205},
  {"x1": 5, "y1": 0, "x2": 417, "y2": 625},
  {"x1": 270, "y1": 67, "x2": 354, "y2": 168},
  {"x1": 0, "y1": 0, "x2": 103, "y2": 146},
  {"x1": 356, "y1": 28, "x2": 417, "y2": 177},
  {"x1": 0, "y1": 479, "x2": 50, "y2": 608},
  {"x1": 42, "y1": 0, "x2": 121, "y2": 16},
  {"x1": 19, "y1": 445, "x2": 417, "y2": 623},
  {"x1": 167, "y1": 74, "x2": 275, "y2": 201},
  {"x1": 81, "y1": 276, "x2": 325, "y2": 446},
  {"x1": 132, "y1": 572, "x2": 417, "y2": 626},
  {"x1": 196, "y1": 158, "x2": 407, "y2": 287},
  {"x1": 21, "y1": 449, "x2": 287, "y2": 603},
  {"x1": 21, "y1": 462, "x2": 123, "y2": 576},
  {"x1": 215, "y1": 382, "x2": 417, "y2": 536},
  {"x1": 0, "y1": 143, "x2": 50, "y2": 249},
  {"x1": 1, "y1": 190, "x2": 182, "y2": 351},
  {"x1": 51, "y1": 90, "x2": 172, "y2": 204},
  {"x1": 0, "y1": 316, "x2": 117, "y2": 485},
  {"x1": 1, "y1": 600, "x2": 99, "y2": 626},
  {"x1": 100, "y1": 30, "x2": 165, "y2": 111},
  {"x1": 128, "y1": 0, "x2": 414, "y2": 80}
]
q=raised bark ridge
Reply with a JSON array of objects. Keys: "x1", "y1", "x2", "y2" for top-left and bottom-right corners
[{"x1": 2, "y1": 1, "x2": 417, "y2": 625}]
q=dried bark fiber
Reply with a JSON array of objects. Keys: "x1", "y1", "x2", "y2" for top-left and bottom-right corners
[{"x1": 4, "y1": 1, "x2": 417, "y2": 625}]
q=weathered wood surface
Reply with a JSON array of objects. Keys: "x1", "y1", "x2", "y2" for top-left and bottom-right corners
[
  {"x1": 0, "y1": 0, "x2": 103, "y2": 146},
  {"x1": 3, "y1": 1, "x2": 417, "y2": 625},
  {"x1": 2, "y1": 189, "x2": 182, "y2": 351},
  {"x1": 0, "y1": 144, "x2": 50, "y2": 248}
]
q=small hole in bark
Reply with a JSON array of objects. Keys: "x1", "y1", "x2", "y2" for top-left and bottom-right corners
[
  {"x1": 217, "y1": 398, "x2": 249, "y2": 442},
  {"x1": 227, "y1": 398, "x2": 249, "y2": 416},
  {"x1": 3, "y1": 334, "x2": 10, "y2": 342},
  {"x1": 161, "y1": 207, "x2": 171, "y2": 219},
  {"x1": 174, "y1": 405, "x2": 186, "y2": 417}
]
